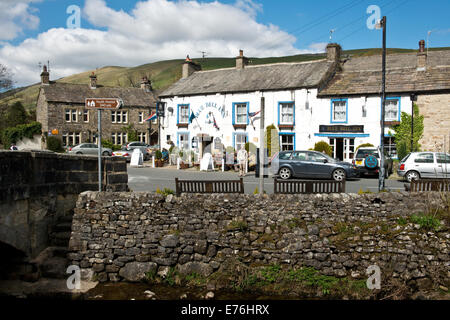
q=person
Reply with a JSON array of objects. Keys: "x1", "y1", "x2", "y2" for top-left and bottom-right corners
[
  {"x1": 10, "y1": 144, "x2": 18, "y2": 151},
  {"x1": 237, "y1": 146, "x2": 248, "y2": 177}
]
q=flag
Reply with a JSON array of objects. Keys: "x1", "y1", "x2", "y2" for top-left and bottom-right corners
[
  {"x1": 189, "y1": 111, "x2": 196, "y2": 123},
  {"x1": 212, "y1": 114, "x2": 219, "y2": 130},
  {"x1": 144, "y1": 112, "x2": 157, "y2": 122},
  {"x1": 248, "y1": 110, "x2": 261, "y2": 118}
]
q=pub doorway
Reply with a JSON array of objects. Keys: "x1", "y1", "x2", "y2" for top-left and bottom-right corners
[{"x1": 329, "y1": 138, "x2": 355, "y2": 162}]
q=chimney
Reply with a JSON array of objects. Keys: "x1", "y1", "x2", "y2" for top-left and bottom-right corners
[
  {"x1": 182, "y1": 55, "x2": 201, "y2": 79},
  {"x1": 417, "y1": 40, "x2": 427, "y2": 71},
  {"x1": 89, "y1": 72, "x2": 97, "y2": 89},
  {"x1": 40, "y1": 65, "x2": 49, "y2": 85},
  {"x1": 326, "y1": 43, "x2": 341, "y2": 63},
  {"x1": 236, "y1": 49, "x2": 248, "y2": 70},
  {"x1": 140, "y1": 76, "x2": 152, "y2": 92}
]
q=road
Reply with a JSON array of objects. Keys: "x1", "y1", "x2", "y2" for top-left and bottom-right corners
[{"x1": 127, "y1": 165, "x2": 406, "y2": 194}]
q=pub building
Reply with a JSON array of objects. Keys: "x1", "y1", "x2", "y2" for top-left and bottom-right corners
[{"x1": 159, "y1": 40, "x2": 450, "y2": 163}]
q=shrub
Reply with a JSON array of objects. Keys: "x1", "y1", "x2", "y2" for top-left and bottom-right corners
[
  {"x1": 314, "y1": 141, "x2": 332, "y2": 156},
  {"x1": 101, "y1": 139, "x2": 121, "y2": 151},
  {"x1": 410, "y1": 213, "x2": 441, "y2": 231},
  {"x1": 245, "y1": 142, "x2": 257, "y2": 154},
  {"x1": 1, "y1": 121, "x2": 41, "y2": 147},
  {"x1": 155, "y1": 150, "x2": 162, "y2": 160},
  {"x1": 356, "y1": 143, "x2": 374, "y2": 150},
  {"x1": 47, "y1": 136, "x2": 64, "y2": 153},
  {"x1": 156, "y1": 187, "x2": 174, "y2": 196}
]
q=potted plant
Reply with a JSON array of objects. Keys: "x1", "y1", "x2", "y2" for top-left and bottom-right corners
[
  {"x1": 178, "y1": 150, "x2": 190, "y2": 169},
  {"x1": 155, "y1": 150, "x2": 164, "y2": 167}
]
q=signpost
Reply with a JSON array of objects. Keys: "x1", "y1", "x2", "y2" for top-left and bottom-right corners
[{"x1": 85, "y1": 98, "x2": 122, "y2": 192}]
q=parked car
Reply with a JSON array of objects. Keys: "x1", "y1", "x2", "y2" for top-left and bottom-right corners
[
  {"x1": 67, "y1": 143, "x2": 112, "y2": 156},
  {"x1": 352, "y1": 147, "x2": 393, "y2": 178},
  {"x1": 124, "y1": 141, "x2": 151, "y2": 160},
  {"x1": 397, "y1": 152, "x2": 450, "y2": 182},
  {"x1": 270, "y1": 150, "x2": 359, "y2": 181},
  {"x1": 111, "y1": 147, "x2": 132, "y2": 162}
]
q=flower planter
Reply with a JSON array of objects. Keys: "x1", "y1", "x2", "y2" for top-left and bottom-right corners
[
  {"x1": 180, "y1": 162, "x2": 190, "y2": 169},
  {"x1": 155, "y1": 159, "x2": 164, "y2": 167}
]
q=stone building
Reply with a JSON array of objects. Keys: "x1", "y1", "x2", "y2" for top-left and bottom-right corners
[{"x1": 36, "y1": 66, "x2": 158, "y2": 148}]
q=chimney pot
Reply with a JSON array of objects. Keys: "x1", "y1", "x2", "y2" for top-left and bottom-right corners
[
  {"x1": 182, "y1": 57, "x2": 201, "y2": 79},
  {"x1": 326, "y1": 43, "x2": 341, "y2": 63},
  {"x1": 140, "y1": 76, "x2": 152, "y2": 92},
  {"x1": 236, "y1": 49, "x2": 248, "y2": 70},
  {"x1": 239, "y1": 49, "x2": 244, "y2": 57},
  {"x1": 417, "y1": 40, "x2": 427, "y2": 71},
  {"x1": 419, "y1": 40, "x2": 425, "y2": 53}
]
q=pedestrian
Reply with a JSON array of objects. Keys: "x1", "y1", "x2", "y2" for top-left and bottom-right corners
[
  {"x1": 237, "y1": 146, "x2": 248, "y2": 177},
  {"x1": 10, "y1": 144, "x2": 18, "y2": 151}
]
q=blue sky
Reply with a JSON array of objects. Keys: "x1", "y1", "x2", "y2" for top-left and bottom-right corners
[{"x1": 1, "y1": 0, "x2": 449, "y2": 86}]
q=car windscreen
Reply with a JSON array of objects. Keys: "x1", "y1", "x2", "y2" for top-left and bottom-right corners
[
  {"x1": 356, "y1": 149, "x2": 379, "y2": 158},
  {"x1": 400, "y1": 153, "x2": 410, "y2": 163},
  {"x1": 278, "y1": 152, "x2": 292, "y2": 160}
]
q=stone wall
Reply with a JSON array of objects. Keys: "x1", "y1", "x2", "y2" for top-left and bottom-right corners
[
  {"x1": 69, "y1": 191, "x2": 449, "y2": 292},
  {"x1": 0, "y1": 150, "x2": 128, "y2": 258},
  {"x1": 417, "y1": 93, "x2": 450, "y2": 152}
]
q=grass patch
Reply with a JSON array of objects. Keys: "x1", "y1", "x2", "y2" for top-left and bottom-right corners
[
  {"x1": 227, "y1": 220, "x2": 248, "y2": 232},
  {"x1": 410, "y1": 213, "x2": 441, "y2": 231},
  {"x1": 397, "y1": 217, "x2": 408, "y2": 226},
  {"x1": 156, "y1": 187, "x2": 175, "y2": 196}
]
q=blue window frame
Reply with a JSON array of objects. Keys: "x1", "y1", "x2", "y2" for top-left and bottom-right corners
[
  {"x1": 177, "y1": 104, "x2": 190, "y2": 124},
  {"x1": 383, "y1": 97, "x2": 401, "y2": 122},
  {"x1": 232, "y1": 132, "x2": 248, "y2": 150},
  {"x1": 177, "y1": 132, "x2": 190, "y2": 150},
  {"x1": 232, "y1": 102, "x2": 249, "y2": 125},
  {"x1": 278, "y1": 101, "x2": 295, "y2": 126},
  {"x1": 279, "y1": 132, "x2": 295, "y2": 151},
  {"x1": 330, "y1": 98, "x2": 348, "y2": 124}
]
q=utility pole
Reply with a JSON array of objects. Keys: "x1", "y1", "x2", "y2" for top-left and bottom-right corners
[
  {"x1": 377, "y1": 16, "x2": 387, "y2": 192},
  {"x1": 98, "y1": 109, "x2": 102, "y2": 192},
  {"x1": 259, "y1": 96, "x2": 265, "y2": 195},
  {"x1": 410, "y1": 94, "x2": 416, "y2": 152}
]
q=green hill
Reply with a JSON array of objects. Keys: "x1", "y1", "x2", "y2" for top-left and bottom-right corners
[{"x1": 1, "y1": 46, "x2": 449, "y2": 112}]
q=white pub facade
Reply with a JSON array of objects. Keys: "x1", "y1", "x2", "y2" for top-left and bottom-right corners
[{"x1": 158, "y1": 43, "x2": 435, "y2": 163}]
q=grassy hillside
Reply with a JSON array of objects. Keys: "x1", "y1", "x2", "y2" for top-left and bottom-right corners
[{"x1": 1, "y1": 46, "x2": 449, "y2": 113}]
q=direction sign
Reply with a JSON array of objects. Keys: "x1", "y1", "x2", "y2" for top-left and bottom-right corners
[{"x1": 85, "y1": 98, "x2": 122, "y2": 109}]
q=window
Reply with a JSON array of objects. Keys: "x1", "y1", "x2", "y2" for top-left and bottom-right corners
[
  {"x1": 279, "y1": 152, "x2": 293, "y2": 160},
  {"x1": 111, "y1": 111, "x2": 128, "y2": 123},
  {"x1": 331, "y1": 99, "x2": 347, "y2": 123},
  {"x1": 279, "y1": 102, "x2": 294, "y2": 124},
  {"x1": 65, "y1": 109, "x2": 77, "y2": 122},
  {"x1": 233, "y1": 103, "x2": 248, "y2": 125},
  {"x1": 138, "y1": 132, "x2": 147, "y2": 143},
  {"x1": 178, "y1": 104, "x2": 189, "y2": 124},
  {"x1": 178, "y1": 132, "x2": 189, "y2": 150},
  {"x1": 414, "y1": 153, "x2": 434, "y2": 163},
  {"x1": 308, "y1": 152, "x2": 328, "y2": 162},
  {"x1": 62, "y1": 132, "x2": 81, "y2": 146},
  {"x1": 385, "y1": 98, "x2": 399, "y2": 121},
  {"x1": 111, "y1": 132, "x2": 127, "y2": 145},
  {"x1": 292, "y1": 151, "x2": 307, "y2": 160},
  {"x1": 436, "y1": 153, "x2": 450, "y2": 164},
  {"x1": 280, "y1": 134, "x2": 294, "y2": 151},
  {"x1": 138, "y1": 112, "x2": 144, "y2": 123},
  {"x1": 234, "y1": 133, "x2": 247, "y2": 151},
  {"x1": 83, "y1": 110, "x2": 89, "y2": 122}
]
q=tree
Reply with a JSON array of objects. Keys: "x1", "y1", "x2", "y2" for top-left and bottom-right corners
[
  {"x1": 393, "y1": 103, "x2": 424, "y2": 160},
  {"x1": 264, "y1": 124, "x2": 279, "y2": 157},
  {"x1": 122, "y1": 124, "x2": 138, "y2": 142},
  {"x1": 6, "y1": 101, "x2": 28, "y2": 128},
  {"x1": 0, "y1": 64, "x2": 13, "y2": 91}
]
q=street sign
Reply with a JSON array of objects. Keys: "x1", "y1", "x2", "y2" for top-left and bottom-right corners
[{"x1": 85, "y1": 98, "x2": 122, "y2": 109}]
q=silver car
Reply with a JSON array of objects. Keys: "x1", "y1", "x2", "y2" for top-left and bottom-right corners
[
  {"x1": 125, "y1": 141, "x2": 151, "y2": 160},
  {"x1": 397, "y1": 152, "x2": 450, "y2": 182},
  {"x1": 68, "y1": 143, "x2": 112, "y2": 156}
]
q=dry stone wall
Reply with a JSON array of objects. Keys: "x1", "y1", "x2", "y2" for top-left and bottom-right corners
[{"x1": 69, "y1": 191, "x2": 449, "y2": 291}]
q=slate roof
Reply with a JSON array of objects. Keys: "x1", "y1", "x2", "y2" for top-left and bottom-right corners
[
  {"x1": 318, "y1": 50, "x2": 450, "y2": 97},
  {"x1": 42, "y1": 82, "x2": 156, "y2": 107},
  {"x1": 160, "y1": 60, "x2": 335, "y2": 97}
]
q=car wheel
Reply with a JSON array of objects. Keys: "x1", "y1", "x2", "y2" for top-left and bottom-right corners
[
  {"x1": 76, "y1": 152, "x2": 82, "y2": 155},
  {"x1": 405, "y1": 170, "x2": 420, "y2": 183},
  {"x1": 278, "y1": 167, "x2": 292, "y2": 180},
  {"x1": 332, "y1": 168, "x2": 346, "y2": 181},
  {"x1": 102, "y1": 151, "x2": 110, "y2": 156}
]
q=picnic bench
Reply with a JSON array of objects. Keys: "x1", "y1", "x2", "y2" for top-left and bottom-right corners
[
  {"x1": 175, "y1": 178, "x2": 244, "y2": 196},
  {"x1": 274, "y1": 178, "x2": 346, "y2": 194}
]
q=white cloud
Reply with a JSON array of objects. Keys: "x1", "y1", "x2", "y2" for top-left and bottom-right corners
[
  {"x1": 0, "y1": 0, "x2": 41, "y2": 41},
  {"x1": 0, "y1": 0, "x2": 323, "y2": 87},
  {"x1": 308, "y1": 42, "x2": 328, "y2": 52}
]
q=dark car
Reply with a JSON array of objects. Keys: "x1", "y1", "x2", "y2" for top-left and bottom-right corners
[
  {"x1": 353, "y1": 147, "x2": 393, "y2": 178},
  {"x1": 270, "y1": 150, "x2": 359, "y2": 181}
]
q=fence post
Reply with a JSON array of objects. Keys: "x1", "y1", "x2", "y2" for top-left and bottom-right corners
[
  {"x1": 240, "y1": 178, "x2": 244, "y2": 194},
  {"x1": 274, "y1": 178, "x2": 277, "y2": 194},
  {"x1": 175, "y1": 178, "x2": 180, "y2": 196}
]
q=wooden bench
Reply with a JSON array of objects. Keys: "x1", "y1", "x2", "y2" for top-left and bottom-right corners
[
  {"x1": 175, "y1": 178, "x2": 244, "y2": 196},
  {"x1": 274, "y1": 178, "x2": 345, "y2": 194},
  {"x1": 410, "y1": 179, "x2": 450, "y2": 192}
]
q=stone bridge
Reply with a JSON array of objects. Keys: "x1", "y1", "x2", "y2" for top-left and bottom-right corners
[{"x1": 0, "y1": 150, "x2": 128, "y2": 259}]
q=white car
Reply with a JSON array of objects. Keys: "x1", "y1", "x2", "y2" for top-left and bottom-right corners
[{"x1": 397, "y1": 152, "x2": 450, "y2": 182}]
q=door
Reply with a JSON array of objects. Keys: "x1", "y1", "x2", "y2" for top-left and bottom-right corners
[
  {"x1": 307, "y1": 151, "x2": 333, "y2": 178},
  {"x1": 436, "y1": 153, "x2": 450, "y2": 178},
  {"x1": 291, "y1": 151, "x2": 309, "y2": 177},
  {"x1": 335, "y1": 138, "x2": 344, "y2": 161},
  {"x1": 412, "y1": 153, "x2": 436, "y2": 178}
]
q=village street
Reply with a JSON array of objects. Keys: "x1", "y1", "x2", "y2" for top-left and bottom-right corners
[{"x1": 127, "y1": 165, "x2": 406, "y2": 194}]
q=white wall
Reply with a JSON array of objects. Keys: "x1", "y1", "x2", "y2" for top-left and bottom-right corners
[{"x1": 160, "y1": 89, "x2": 412, "y2": 161}]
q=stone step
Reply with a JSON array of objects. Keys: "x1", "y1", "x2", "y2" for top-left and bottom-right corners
[
  {"x1": 45, "y1": 246, "x2": 69, "y2": 258},
  {"x1": 51, "y1": 231, "x2": 72, "y2": 240},
  {"x1": 52, "y1": 222, "x2": 72, "y2": 233},
  {"x1": 39, "y1": 256, "x2": 70, "y2": 279},
  {"x1": 58, "y1": 215, "x2": 74, "y2": 224},
  {"x1": 50, "y1": 238, "x2": 70, "y2": 247}
]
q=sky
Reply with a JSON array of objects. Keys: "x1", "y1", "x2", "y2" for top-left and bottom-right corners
[{"x1": 0, "y1": 0, "x2": 449, "y2": 87}]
